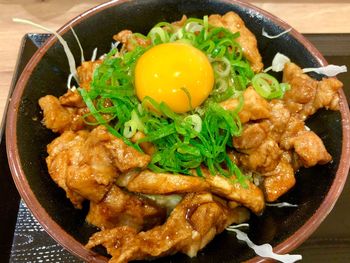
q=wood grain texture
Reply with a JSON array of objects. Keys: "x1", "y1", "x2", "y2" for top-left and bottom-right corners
[{"x1": 0, "y1": 0, "x2": 349, "y2": 122}]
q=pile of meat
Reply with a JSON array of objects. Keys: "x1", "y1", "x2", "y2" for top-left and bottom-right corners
[{"x1": 38, "y1": 12, "x2": 342, "y2": 263}]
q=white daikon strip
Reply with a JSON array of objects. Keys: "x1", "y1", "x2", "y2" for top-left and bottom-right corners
[
  {"x1": 91, "y1": 47, "x2": 98, "y2": 62},
  {"x1": 226, "y1": 225, "x2": 302, "y2": 263},
  {"x1": 13, "y1": 18, "x2": 79, "y2": 84},
  {"x1": 266, "y1": 202, "x2": 298, "y2": 208},
  {"x1": 265, "y1": 52, "x2": 347, "y2": 77},
  {"x1": 262, "y1": 27, "x2": 292, "y2": 39},
  {"x1": 264, "y1": 52, "x2": 290, "y2": 72},
  {"x1": 302, "y1": 65, "x2": 347, "y2": 77},
  {"x1": 111, "y1": 41, "x2": 120, "y2": 50},
  {"x1": 66, "y1": 73, "x2": 74, "y2": 90},
  {"x1": 70, "y1": 26, "x2": 85, "y2": 63}
]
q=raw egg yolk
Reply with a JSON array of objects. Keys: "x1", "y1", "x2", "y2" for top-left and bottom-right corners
[{"x1": 135, "y1": 42, "x2": 214, "y2": 113}]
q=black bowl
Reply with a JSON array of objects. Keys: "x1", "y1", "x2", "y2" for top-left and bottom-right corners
[{"x1": 6, "y1": 0, "x2": 350, "y2": 262}]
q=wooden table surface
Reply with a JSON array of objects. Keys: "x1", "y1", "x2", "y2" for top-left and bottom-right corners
[{"x1": 1, "y1": 0, "x2": 349, "y2": 123}]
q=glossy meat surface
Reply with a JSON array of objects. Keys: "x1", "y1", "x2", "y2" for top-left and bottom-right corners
[
  {"x1": 86, "y1": 185, "x2": 165, "y2": 231},
  {"x1": 208, "y1": 12, "x2": 263, "y2": 72},
  {"x1": 113, "y1": 30, "x2": 151, "y2": 51},
  {"x1": 230, "y1": 63, "x2": 337, "y2": 201},
  {"x1": 283, "y1": 62, "x2": 342, "y2": 120},
  {"x1": 86, "y1": 193, "x2": 249, "y2": 263},
  {"x1": 77, "y1": 60, "x2": 102, "y2": 90},
  {"x1": 263, "y1": 158, "x2": 296, "y2": 202},
  {"x1": 39, "y1": 94, "x2": 87, "y2": 133},
  {"x1": 46, "y1": 126, "x2": 150, "y2": 205},
  {"x1": 46, "y1": 130, "x2": 88, "y2": 208},
  {"x1": 117, "y1": 169, "x2": 265, "y2": 215},
  {"x1": 221, "y1": 86, "x2": 271, "y2": 123},
  {"x1": 120, "y1": 170, "x2": 210, "y2": 194}
]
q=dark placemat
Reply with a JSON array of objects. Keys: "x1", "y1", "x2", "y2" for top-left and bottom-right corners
[
  {"x1": 10, "y1": 200, "x2": 82, "y2": 263},
  {"x1": 1, "y1": 33, "x2": 350, "y2": 263}
]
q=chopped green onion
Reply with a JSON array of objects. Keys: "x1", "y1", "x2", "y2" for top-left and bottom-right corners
[
  {"x1": 123, "y1": 110, "x2": 145, "y2": 138},
  {"x1": 148, "y1": 27, "x2": 170, "y2": 44},
  {"x1": 252, "y1": 73, "x2": 288, "y2": 99},
  {"x1": 76, "y1": 15, "x2": 283, "y2": 186},
  {"x1": 184, "y1": 114, "x2": 202, "y2": 134},
  {"x1": 212, "y1": 56, "x2": 231, "y2": 77}
]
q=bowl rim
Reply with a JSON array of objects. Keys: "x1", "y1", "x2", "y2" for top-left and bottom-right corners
[{"x1": 6, "y1": 0, "x2": 350, "y2": 262}]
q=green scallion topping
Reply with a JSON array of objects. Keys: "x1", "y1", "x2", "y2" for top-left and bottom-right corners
[{"x1": 77, "y1": 15, "x2": 289, "y2": 186}]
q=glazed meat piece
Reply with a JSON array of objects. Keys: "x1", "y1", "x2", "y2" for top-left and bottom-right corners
[
  {"x1": 48, "y1": 129, "x2": 118, "y2": 203},
  {"x1": 282, "y1": 62, "x2": 342, "y2": 120},
  {"x1": 203, "y1": 171, "x2": 265, "y2": 215},
  {"x1": 265, "y1": 100, "x2": 292, "y2": 142},
  {"x1": 236, "y1": 138, "x2": 282, "y2": 173},
  {"x1": 86, "y1": 193, "x2": 249, "y2": 263},
  {"x1": 46, "y1": 125, "x2": 151, "y2": 204},
  {"x1": 314, "y1": 78, "x2": 342, "y2": 111},
  {"x1": 93, "y1": 126, "x2": 151, "y2": 172},
  {"x1": 232, "y1": 98, "x2": 291, "y2": 148},
  {"x1": 117, "y1": 170, "x2": 265, "y2": 215},
  {"x1": 113, "y1": 30, "x2": 151, "y2": 52},
  {"x1": 77, "y1": 60, "x2": 102, "y2": 90},
  {"x1": 130, "y1": 131, "x2": 156, "y2": 155},
  {"x1": 46, "y1": 130, "x2": 88, "y2": 208},
  {"x1": 171, "y1": 15, "x2": 187, "y2": 28},
  {"x1": 221, "y1": 86, "x2": 271, "y2": 123},
  {"x1": 279, "y1": 116, "x2": 307, "y2": 150},
  {"x1": 288, "y1": 131, "x2": 332, "y2": 167},
  {"x1": 58, "y1": 89, "x2": 85, "y2": 107},
  {"x1": 262, "y1": 158, "x2": 296, "y2": 202},
  {"x1": 208, "y1": 12, "x2": 263, "y2": 72},
  {"x1": 86, "y1": 185, "x2": 165, "y2": 231},
  {"x1": 277, "y1": 114, "x2": 332, "y2": 167},
  {"x1": 233, "y1": 123, "x2": 268, "y2": 150},
  {"x1": 118, "y1": 170, "x2": 210, "y2": 194},
  {"x1": 66, "y1": 126, "x2": 150, "y2": 202},
  {"x1": 39, "y1": 95, "x2": 87, "y2": 133}
]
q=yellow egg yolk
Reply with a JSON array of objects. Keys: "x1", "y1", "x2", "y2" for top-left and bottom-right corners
[{"x1": 134, "y1": 42, "x2": 214, "y2": 113}]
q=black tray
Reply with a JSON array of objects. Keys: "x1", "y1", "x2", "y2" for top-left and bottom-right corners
[{"x1": 0, "y1": 33, "x2": 349, "y2": 263}]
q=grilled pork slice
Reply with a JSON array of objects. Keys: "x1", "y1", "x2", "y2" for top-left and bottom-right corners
[
  {"x1": 39, "y1": 94, "x2": 87, "y2": 133},
  {"x1": 262, "y1": 157, "x2": 296, "y2": 202},
  {"x1": 221, "y1": 87, "x2": 271, "y2": 123},
  {"x1": 282, "y1": 62, "x2": 342, "y2": 120},
  {"x1": 86, "y1": 193, "x2": 249, "y2": 263},
  {"x1": 86, "y1": 185, "x2": 165, "y2": 231},
  {"x1": 116, "y1": 169, "x2": 265, "y2": 215},
  {"x1": 46, "y1": 126, "x2": 150, "y2": 207}
]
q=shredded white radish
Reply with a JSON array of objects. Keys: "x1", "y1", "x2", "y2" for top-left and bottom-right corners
[
  {"x1": 266, "y1": 202, "x2": 298, "y2": 208},
  {"x1": 262, "y1": 28, "x2": 292, "y2": 39},
  {"x1": 91, "y1": 47, "x2": 98, "y2": 62},
  {"x1": 264, "y1": 52, "x2": 291, "y2": 72},
  {"x1": 226, "y1": 225, "x2": 302, "y2": 263},
  {"x1": 265, "y1": 52, "x2": 347, "y2": 77},
  {"x1": 66, "y1": 73, "x2": 74, "y2": 90},
  {"x1": 13, "y1": 18, "x2": 79, "y2": 84},
  {"x1": 302, "y1": 65, "x2": 347, "y2": 77},
  {"x1": 111, "y1": 41, "x2": 120, "y2": 50},
  {"x1": 70, "y1": 26, "x2": 85, "y2": 64}
]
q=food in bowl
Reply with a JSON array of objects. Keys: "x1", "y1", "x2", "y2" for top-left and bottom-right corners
[{"x1": 36, "y1": 11, "x2": 343, "y2": 262}]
